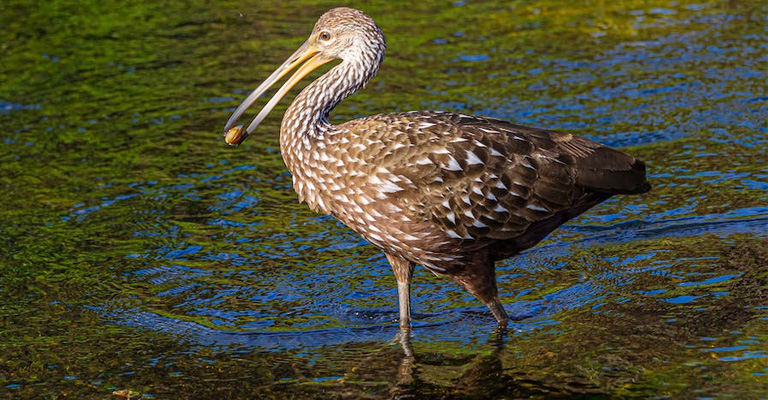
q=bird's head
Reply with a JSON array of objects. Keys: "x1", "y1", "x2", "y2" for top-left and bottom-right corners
[{"x1": 223, "y1": 7, "x2": 385, "y2": 146}]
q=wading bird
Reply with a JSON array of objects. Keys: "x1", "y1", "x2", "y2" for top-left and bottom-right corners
[{"x1": 223, "y1": 7, "x2": 650, "y2": 330}]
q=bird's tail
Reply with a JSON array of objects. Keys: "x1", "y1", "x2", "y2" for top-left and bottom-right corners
[{"x1": 573, "y1": 145, "x2": 651, "y2": 195}]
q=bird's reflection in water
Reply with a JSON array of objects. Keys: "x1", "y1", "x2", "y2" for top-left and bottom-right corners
[
  {"x1": 389, "y1": 326, "x2": 509, "y2": 399},
  {"x1": 390, "y1": 329, "x2": 415, "y2": 399}
]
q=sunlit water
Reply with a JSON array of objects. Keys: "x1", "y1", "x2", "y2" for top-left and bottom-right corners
[{"x1": 1, "y1": 0, "x2": 767, "y2": 398}]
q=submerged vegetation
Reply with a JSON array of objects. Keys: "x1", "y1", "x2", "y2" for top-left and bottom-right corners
[{"x1": 1, "y1": 0, "x2": 766, "y2": 398}]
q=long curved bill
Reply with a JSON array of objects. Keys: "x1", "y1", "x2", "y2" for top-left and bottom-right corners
[{"x1": 222, "y1": 41, "x2": 333, "y2": 146}]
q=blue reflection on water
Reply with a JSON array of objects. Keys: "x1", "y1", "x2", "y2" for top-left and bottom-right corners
[
  {"x1": 678, "y1": 274, "x2": 739, "y2": 287},
  {"x1": 664, "y1": 295, "x2": 700, "y2": 304},
  {"x1": 0, "y1": 100, "x2": 41, "y2": 114}
]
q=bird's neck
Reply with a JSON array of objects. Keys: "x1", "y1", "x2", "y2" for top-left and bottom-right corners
[
  {"x1": 279, "y1": 47, "x2": 383, "y2": 211},
  {"x1": 281, "y1": 55, "x2": 381, "y2": 144}
]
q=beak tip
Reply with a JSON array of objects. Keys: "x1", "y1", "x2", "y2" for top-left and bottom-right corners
[{"x1": 223, "y1": 125, "x2": 246, "y2": 146}]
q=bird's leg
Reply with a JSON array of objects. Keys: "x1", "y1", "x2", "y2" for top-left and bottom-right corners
[
  {"x1": 486, "y1": 296, "x2": 509, "y2": 329},
  {"x1": 385, "y1": 253, "x2": 415, "y2": 330},
  {"x1": 452, "y1": 261, "x2": 509, "y2": 328}
]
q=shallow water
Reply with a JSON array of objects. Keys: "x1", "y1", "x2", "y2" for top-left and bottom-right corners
[{"x1": 1, "y1": 0, "x2": 767, "y2": 398}]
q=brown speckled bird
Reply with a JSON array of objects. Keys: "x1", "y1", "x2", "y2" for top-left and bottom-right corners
[{"x1": 223, "y1": 7, "x2": 650, "y2": 329}]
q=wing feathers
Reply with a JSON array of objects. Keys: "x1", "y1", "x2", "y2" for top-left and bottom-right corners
[{"x1": 343, "y1": 111, "x2": 649, "y2": 249}]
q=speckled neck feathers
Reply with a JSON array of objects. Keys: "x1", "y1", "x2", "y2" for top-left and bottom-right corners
[{"x1": 280, "y1": 8, "x2": 386, "y2": 183}]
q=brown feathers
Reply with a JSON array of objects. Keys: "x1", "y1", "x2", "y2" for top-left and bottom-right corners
[{"x1": 281, "y1": 110, "x2": 650, "y2": 274}]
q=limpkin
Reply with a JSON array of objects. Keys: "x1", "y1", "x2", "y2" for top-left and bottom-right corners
[{"x1": 223, "y1": 7, "x2": 650, "y2": 329}]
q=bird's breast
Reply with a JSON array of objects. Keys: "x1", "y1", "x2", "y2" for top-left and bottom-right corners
[
  {"x1": 282, "y1": 132, "x2": 367, "y2": 212},
  {"x1": 280, "y1": 131, "x2": 459, "y2": 270}
]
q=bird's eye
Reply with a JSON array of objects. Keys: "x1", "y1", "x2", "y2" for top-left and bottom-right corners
[{"x1": 319, "y1": 31, "x2": 331, "y2": 41}]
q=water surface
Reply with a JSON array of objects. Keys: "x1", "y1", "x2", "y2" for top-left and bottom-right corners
[{"x1": 1, "y1": 0, "x2": 767, "y2": 398}]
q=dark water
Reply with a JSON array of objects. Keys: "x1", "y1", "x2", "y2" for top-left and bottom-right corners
[{"x1": 1, "y1": 0, "x2": 767, "y2": 398}]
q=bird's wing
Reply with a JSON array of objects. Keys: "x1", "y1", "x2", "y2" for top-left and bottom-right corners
[{"x1": 348, "y1": 111, "x2": 647, "y2": 242}]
